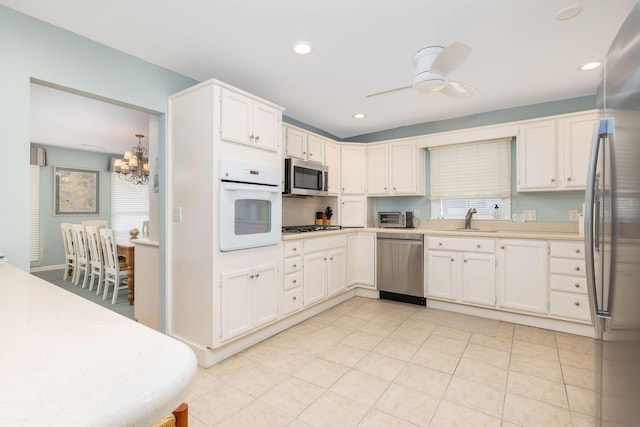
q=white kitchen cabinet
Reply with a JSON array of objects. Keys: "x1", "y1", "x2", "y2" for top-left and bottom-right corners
[
  {"x1": 339, "y1": 196, "x2": 367, "y2": 227},
  {"x1": 283, "y1": 241, "x2": 303, "y2": 316},
  {"x1": 220, "y1": 88, "x2": 280, "y2": 152},
  {"x1": 426, "y1": 237, "x2": 496, "y2": 306},
  {"x1": 340, "y1": 144, "x2": 367, "y2": 194},
  {"x1": 220, "y1": 263, "x2": 278, "y2": 342},
  {"x1": 497, "y1": 239, "x2": 548, "y2": 314},
  {"x1": 303, "y1": 235, "x2": 348, "y2": 307},
  {"x1": 284, "y1": 125, "x2": 325, "y2": 164},
  {"x1": 347, "y1": 233, "x2": 376, "y2": 288},
  {"x1": 325, "y1": 140, "x2": 340, "y2": 195},
  {"x1": 517, "y1": 112, "x2": 597, "y2": 192},
  {"x1": 367, "y1": 139, "x2": 424, "y2": 196},
  {"x1": 548, "y1": 241, "x2": 590, "y2": 322}
]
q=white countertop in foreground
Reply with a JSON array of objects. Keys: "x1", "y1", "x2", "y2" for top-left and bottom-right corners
[{"x1": 1, "y1": 264, "x2": 197, "y2": 427}]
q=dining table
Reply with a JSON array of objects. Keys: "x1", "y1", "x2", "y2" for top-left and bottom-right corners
[{"x1": 116, "y1": 237, "x2": 135, "y2": 305}]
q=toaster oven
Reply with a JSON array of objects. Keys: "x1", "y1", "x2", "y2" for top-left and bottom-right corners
[{"x1": 378, "y1": 211, "x2": 414, "y2": 228}]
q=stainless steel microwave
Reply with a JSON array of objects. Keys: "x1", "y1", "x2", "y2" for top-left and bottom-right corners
[
  {"x1": 283, "y1": 158, "x2": 328, "y2": 196},
  {"x1": 379, "y1": 211, "x2": 414, "y2": 228}
]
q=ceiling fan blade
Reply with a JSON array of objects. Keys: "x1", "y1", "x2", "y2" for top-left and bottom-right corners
[
  {"x1": 365, "y1": 85, "x2": 413, "y2": 98},
  {"x1": 440, "y1": 81, "x2": 477, "y2": 98},
  {"x1": 431, "y1": 42, "x2": 471, "y2": 75}
]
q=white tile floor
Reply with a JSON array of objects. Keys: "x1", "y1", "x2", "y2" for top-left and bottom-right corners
[{"x1": 186, "y1": 297, "x2": 598, "y2": 426}]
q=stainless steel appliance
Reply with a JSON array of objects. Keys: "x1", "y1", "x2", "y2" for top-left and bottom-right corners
[
  {"x1": 585, "y1": 4, "x2": 640, "y2": 425},
  {"x1": 378, "y1": 211, "x2": 414, "y2": 228},
  {"x1": 283, "y1": 158, "x2": 328, "y2": 196},
  {"x1": 377, "y1": 232, "x2": 425, "y2": 305},
  {"x1": 219, "y1": 158, "x2": 282, "y2": 252}
]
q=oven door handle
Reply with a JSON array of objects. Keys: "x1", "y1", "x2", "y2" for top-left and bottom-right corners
[{"x1": 222, "y1": 183, "x2": 281, "y2": 193}]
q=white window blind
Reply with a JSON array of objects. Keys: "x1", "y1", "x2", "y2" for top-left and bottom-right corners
[
  {"x1": 429, "y1": 139, "x2": 511, "y2": 200},
  {"x1": 111, "y1": 173, "x2": 149, "y2": 235},
  {"x1": 29, "y1": 165, "x2": 40, "y2": 265}
]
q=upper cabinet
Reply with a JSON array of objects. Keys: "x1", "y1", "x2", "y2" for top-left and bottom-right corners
[
  {"x1": 340, "y1": 144, "x2": 367, "y2": 195},
  {"x1": 517, "y1": 112, "x2": 597, "y2": 192},
  {"x1": 324, "y1": 140, "x2": 340, "y2": 196},
  {"x1": 367, "y1": 139, "x2": 424, "y2": 196},
  {"x1": 220, "y1": 88, "x2": 281, "y2": 152},
  {"x1": 284, "y1": 125, "x2": 325, "y2": 164}
]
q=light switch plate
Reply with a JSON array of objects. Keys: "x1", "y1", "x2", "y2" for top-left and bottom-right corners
[
  {"x1": 523, "y1": 210, "x2": 537, "y2": 221},
  {"x1": 173, "y1": 207, "x2": 182, "y2": 222},
  {"x1": 569, "y1": 210, "x2": 579, "y2": 221},
  {"x1": 413, "y1": 209, "x2": 420, "y2": 218}
]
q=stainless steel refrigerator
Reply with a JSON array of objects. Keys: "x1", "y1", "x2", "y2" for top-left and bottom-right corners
[{"x1": 585, "y1": 2, "x2": 640, "y2": 425}]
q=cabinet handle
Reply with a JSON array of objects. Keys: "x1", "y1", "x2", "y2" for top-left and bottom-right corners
[
  {"x1": 292, "y1": 247, "x2": 297, "y2": 251},
  {"x1": 249, "y1": 135, "x2": 254, "y2": 141},
  {"x1": 476, "y1": 244, "x2": 481, "y2": 248},
  {"x1": 501, "y1": 246, "x2": 505, "y2": 249},
  {"x1": 249, "y1": 274, "x2": 254, "y2": 279},
  {"x1": 293, "y1": 279, "x2": 297, "y2": 284},
  {"x1": 463, "y1": 259, "x2": 467, "y2": 263},
  {"x1": 309, "y1": 153, "x2": 313, "y2": 156},
  {"x1": 575, "y1": 248, "x2": 581, "y2": 254},
  {"x1": 384, "y1": 187, "x2": 387, "y2": 191},
  {"x1": 574, "y1": 283, "x2": 580, "y2": 288},
  {"x1": 393, "y1": 187, "x2": 397, "y2": 190},
  {"x1": 451, "y1": 258, "x2": 455, "y2": 262},
  {"x1": 575, "y1": 266, "x2": 581, "y2": 271},
  {"x1": 575, "y1": 301, "x2": 581, "y2": 306},
  {"x1": 293, "y1": 296, "x2": 297, "y2": 300},
  {"x1": 293, "y1": 264, "x2": 297, "y2": 268},
  {"x1": 324, "y1": 257, "x2": 327, "y2": 261},
  {"x1": 551, "y1": 178, "x2": 556, "y2": 182},
  {"x1": 255, "y1": 135, "x2": 260, "y2": 142},
  {"x1": 255, "y1": 273, "x2": 260, "y2": 278},
  {"x1": 303, "y1": 151, "x2": 306, "y2": 154},
  {"x1": 438, "y1": 242, "x2": 443, "y2": 246},
  {"x1": 330, "y1": 257, "x2": 334, "y2": 261},
  {"x1": 567, "y1": 177, "x2": 572, "y2": 181}
]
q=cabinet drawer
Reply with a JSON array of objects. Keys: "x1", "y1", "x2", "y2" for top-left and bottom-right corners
[
  {"x1": 283, "y1": 287, "x2": 303, "y2": 315},
  {"x1": 284, "y1": 271, "x2": 302, "y2": 291},
  {"x1": 549, "y1": 241, "x2": 585, "y2": 259},
  {"x1": 284, "y1": 256, "x2": 302, "y2": 274},
  {"x1": 550, "y1": 258, "x2": 585, "y2": 276},
  {"x1": 427, "y1": 237, "x2": 495, "y2": 253},
  {"x1": 284, "y1": 241, "x2": 302, "y2": 258},
  {"x1": 549, "y1": 275, "x2": 587, "y2": 294},
  {"x1": 304, "y1": 235, "x2": 347, "y2": 253},
  {"x1": 549, "y1": 292, "x2": 590, "y2": 321}
]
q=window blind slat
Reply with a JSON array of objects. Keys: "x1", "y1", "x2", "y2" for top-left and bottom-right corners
[
  {"x1": 29, "y1": 165, "x2": 40, "y2": 264},
  {"x1": 111, "y1": 173, "x2": 149, "y2": 235}
]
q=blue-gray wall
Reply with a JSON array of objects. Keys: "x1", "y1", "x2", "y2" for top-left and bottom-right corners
[
  {"x1": 0, "y1": 4, "x2": 196, "y2": 272},
  {"x1": 33, "y1": 144, "x2": 116, "y2": 267}
]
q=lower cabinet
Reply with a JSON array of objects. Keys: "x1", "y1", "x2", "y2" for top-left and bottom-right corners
[
  {"x1": 347, "y1": 233, "x2": 376, "y2": 288},
  {"x1": 302, "y1": 235, "x2": 348, "y2": 307},
  {"x1": 497, "y1": 239, "x2": 548, "y2": 314},
  {"x1": 548, "y1": 241, "x2": 589, "y2": 322},
  {"x1": 426, "y1": 237, "x2": 496, "y2": 307},
  {"x1": 220, "y1": 263, "x2": 278, "y2": 342}
]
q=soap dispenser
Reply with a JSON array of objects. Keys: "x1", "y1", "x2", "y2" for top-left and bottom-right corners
[{"x1": 493, "y1": 204, "x2": 501, "y2": 219}]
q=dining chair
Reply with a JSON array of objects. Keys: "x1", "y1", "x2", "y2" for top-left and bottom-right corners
[
  {"x1": 151, "y1": 403, "x2": 188, "y2": 427},
  {"x1": 99, "y1": 228, "x2": 128, "y2": 304},
  {"x1": 85, "y1": 226, "x2": 105, "y2": 294},
  {"x1": 60, "y1": 223, "x2": 76, "y2": 281},
  {"x1": 71, "y1": 224, "x2": 90, "y2": 288}
]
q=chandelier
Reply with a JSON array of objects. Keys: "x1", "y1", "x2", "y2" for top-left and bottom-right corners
[{"x1": 114, "y1": 134, "x2": 149, "y2": 185}]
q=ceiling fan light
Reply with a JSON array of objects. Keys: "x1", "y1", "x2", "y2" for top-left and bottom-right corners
[{"x1": 412, "y1": 72, "x2": 446, "y2": 93}]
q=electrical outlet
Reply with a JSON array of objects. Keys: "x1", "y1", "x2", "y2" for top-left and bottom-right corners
[
  {"x1": 42, "y1": 247, "x2": 48, "y2": 255},
  {"x1": 569, "y1": 210, "x2": 579, "y2": 221},
  {"x1": 413, "y1": 209, "x2": 420, "y2": 218},
  {"x1": 523, "y1": 210, "x2": 537, "y2": 221}
]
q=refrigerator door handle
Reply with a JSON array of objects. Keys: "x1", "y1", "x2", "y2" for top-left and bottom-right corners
[{"x1": 585, "y1": 118, "x2": 613, "y2": 332}]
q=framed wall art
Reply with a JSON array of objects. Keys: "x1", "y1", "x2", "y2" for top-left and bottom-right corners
[{"x1": 54, "y1": 166, "x2": 100, "y2": 215}]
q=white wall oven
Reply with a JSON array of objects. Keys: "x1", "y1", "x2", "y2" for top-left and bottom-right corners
[{"x1": 219, "y1": 158, "x2": 282, "y2": 252}]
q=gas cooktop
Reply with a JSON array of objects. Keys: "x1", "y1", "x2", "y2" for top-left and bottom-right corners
[{"x1": 282, "y1": 225, "x2": 342, "y2": 234}]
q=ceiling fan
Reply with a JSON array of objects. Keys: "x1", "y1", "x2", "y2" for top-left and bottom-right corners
[{"x1": 366, "y1": 42, "x2": 477, "y2": 99}]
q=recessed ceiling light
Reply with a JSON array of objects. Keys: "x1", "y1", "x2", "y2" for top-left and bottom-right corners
[
  {"x1": 556, "y1": 5, "x2": 582, "y2": 21},
  {"x1": 580, "y1": 61, "x2": 602, "y2": 71},
  {"x1": 352, "y1": 113, "x2": 366, "y2": 119},
  {"x1": 292, "y1": 42, "x2": 313, "y2": 55}
]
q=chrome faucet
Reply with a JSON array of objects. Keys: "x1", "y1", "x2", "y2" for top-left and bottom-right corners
[{"x1": 464, "y1": 208, "x2": 477, "y2": 229}]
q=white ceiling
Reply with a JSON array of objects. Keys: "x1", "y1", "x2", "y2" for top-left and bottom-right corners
[{"x1": 8, "y1": 0, "x2": 638, "y2": 148}]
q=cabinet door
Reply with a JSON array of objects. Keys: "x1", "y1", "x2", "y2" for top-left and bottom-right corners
[
  {"x1": 340, "y1": 145, "x2": 366, "y2": 194},
  {"x1": 252, "y1": 102, "x2": 280, "y2": 152},
  {"x1": 327, "y1": 247, "x2": 347, "y2": 296},
  {"x1": 391, "y1": 140, "x2": 417, "y2": 194},
  {"x1": 220, "y1": 268, "x2": 252, "y2": 341},
  {"x1": 426, "y1": 251, "x2": 457, "y2": 300},
  {"x1": 325, "y1": 141, "x2": 341, "y2": 195},
  {"x1": 253, "y1": 264, "x2": 278, "y2": 327},
  {"x1": 517, "y1": 120, "x2": 558, "y2": 191},
  {"x1": 307, "y1": 135, "x2": 325, "y2": 164},
  {"x1": 303, "y1": 252, "x2": 327, "y2": 306},
  {"x1": 497, "y1": 240, "x2": 548, "y2": 313},
  {"x1": 367, "y1": 144, "x2": 389, "y2": 195},
  {"x1": 340, "y1": 196, "x2": 367, "y2": 227},
  {"x1": 220, "y1": 89, "x2": 252, "y2": 146},
  {"x1": 347, "y1": 233, "x2": 376, "y2": 287},
  {"x1": 563, "y1": 115, "x2": 596, "y2": 189},
  {"x1": 461, "y1": 253, "x2": 496, "y2": 306},
  {"x1": 285, "y1": 126, "x2": 307, "y2": 159}
]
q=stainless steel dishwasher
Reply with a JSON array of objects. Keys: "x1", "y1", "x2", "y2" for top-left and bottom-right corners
[{"x1": 377, "y1": 232, "x2": 425, "y2": 306}]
